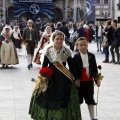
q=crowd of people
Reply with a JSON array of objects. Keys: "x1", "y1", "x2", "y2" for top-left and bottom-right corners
[{"x1": 0, "y1": 18, "x2": 120, "y2": 120}]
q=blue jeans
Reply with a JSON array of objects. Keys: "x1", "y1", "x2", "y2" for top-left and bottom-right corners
[
  {"x1": 103, "y1": 47, "x2": 109, "y2": 60},
  {"x1": 96, "y1": 36, "x2": 102, "y2": 50}
]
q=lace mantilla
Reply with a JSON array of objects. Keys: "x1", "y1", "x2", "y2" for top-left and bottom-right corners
[{"x1": 45, "y1": 46, "x2": 72, "y2": 63}]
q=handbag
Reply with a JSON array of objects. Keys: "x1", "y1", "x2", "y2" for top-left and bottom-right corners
[{"x1": 102, "y1": 36, "x2": 109, "y2": 48}]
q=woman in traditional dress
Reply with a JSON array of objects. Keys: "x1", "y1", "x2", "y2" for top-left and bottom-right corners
[
  {"x1": 12, "y1": 26, "x2": 22, "y2": 50},
  {"x1": 0, "y1": 25, "x2": 19, "y2": 68},
  {"x1": 34, "y1": 26, "x2": 52, "y2": 65},
  {"x1": 29, "y1": 30, "x2": 82, "y2": 120},
  {"x1": 39, "y1": 26, "x2": 52, "y2": 49}
]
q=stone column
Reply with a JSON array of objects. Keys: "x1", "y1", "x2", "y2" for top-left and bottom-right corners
[
  {"x1": 3, "y1": 0, "x2": 6, "y2": 23},
  {"x1": 65, "y1": 0, "x2": 68, "y2": 20},
  {"x1": 73, "y1": 0, "x2": 77, "y2": 22}
]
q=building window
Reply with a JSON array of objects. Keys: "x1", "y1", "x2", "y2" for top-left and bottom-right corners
[
  {"x1": 118, "y1": 3, "x2": 120, "y2": 10},
  {"x1": 96, "y1": 0, "x2": 100, "y2": 4},
  {"x1": 104, "y1": 0, "x2": 108, "y2": 4},
  {"x1": 118, "y1": 17, "x2": 120, "y2": 23}
]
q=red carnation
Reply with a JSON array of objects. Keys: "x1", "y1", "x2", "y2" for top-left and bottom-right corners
[
  {"x1": 39, "y1": 67, "x2": 53, "y2": 78},
  {"x1": 0, "y1": 40, "x2": 2, "y2": 45},
  {"x1": 26, "y1": 36, "x2": 28, "y2": 38},
  {"x1": 19, "y1": 38, "x2": 23, "y2": 43},
  {"x1": 97, "y1": 65, "x2": 102, "y2": 70}
]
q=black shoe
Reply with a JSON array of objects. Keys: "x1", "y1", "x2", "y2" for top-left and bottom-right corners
[
  {"x1": 114, "y1": 62, "x2": 120, "y2": 64},
  {"x1": 6, "y1": 65, "x2": 9, "y2": 68},
  {"x1": 118, "y1": 62, "x2": 120, "y2": 64},
  {"x1": 93, "y1": 119, "x2": 98, "y2": 120},
  {"x1": 27, "y1": 64, "x2": 31, "y2": 69},
  {"x1": 2, "y1": 64, "x2": 5, "y2": 68},
  {"x1": 97, "y1": 50, "x2": 99, "y2": 52},
  {"x1": 101, "y1": 51, "x2": 104, "y2": 54},
  {"x1": 30, "y1": 63, "x2": 33, "y2": 68},
  {"x1": 109, "y1": 60, "x2": 115, "y2": 63}
]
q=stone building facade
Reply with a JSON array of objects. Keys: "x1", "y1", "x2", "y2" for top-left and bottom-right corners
[
  {"x1": 0, "y1": 0, "x2": 85, "y2": 23},
  {"x1": 95, "y1": 0, "x2": 114, "y2": 21},
  {"x1": 2, "y1": 0, "x2": 116, "y2": 23}
]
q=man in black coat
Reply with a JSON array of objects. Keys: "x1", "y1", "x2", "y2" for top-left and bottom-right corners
[
  {"x1": 110, "y1": 20, "x2": 120, "y2": 64},
  {"x1": 77, "y1": 23, "x2": 85, "y2": 39}
]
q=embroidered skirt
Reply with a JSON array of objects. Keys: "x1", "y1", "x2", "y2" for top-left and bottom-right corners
[{"x1": 29, "y1": 84, "x2": 82, "y2": 120}]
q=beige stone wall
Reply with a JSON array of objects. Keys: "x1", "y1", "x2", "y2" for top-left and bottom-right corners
[{"x1": 55, "y1": 0, "x2": 63, "y2": 9}]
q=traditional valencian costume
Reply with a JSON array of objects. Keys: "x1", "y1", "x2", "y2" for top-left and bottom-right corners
[
  {"x1": 12, "y1": 26, "x2": 22, "y2": 49},
  {"x1": 0, "y1": 26, "x2": 19, "y2": 68},
  {"x1": 34, "y1": 26, "x2": 52, "y2": 65},
  {"x1": 29, "y1": 35, "x2": 81, "y2": 120},
  {"x1": 22, "y1": 19, "x2": 38, "y2": 69},
  {"x1": 73, "y1": 37, "x2": 100, "y2": 120}
]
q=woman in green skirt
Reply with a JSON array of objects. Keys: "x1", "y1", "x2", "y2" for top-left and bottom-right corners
[{"x1": 29, "y1": 30, "x2": 82, "y2": 120}]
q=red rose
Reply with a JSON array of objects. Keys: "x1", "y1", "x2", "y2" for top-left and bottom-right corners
[
  {"x1": 97, "y1": 65, "x2": 102, "y2": 70},
  {"x1": 39, "y1": 67, "x2": 53, "y2": 78}
]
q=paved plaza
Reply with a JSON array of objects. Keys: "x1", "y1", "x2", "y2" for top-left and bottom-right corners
[{"x1": 0, "y1": 41, "x2": 120, "y2": 120}]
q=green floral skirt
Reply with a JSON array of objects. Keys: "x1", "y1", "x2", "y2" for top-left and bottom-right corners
[{"x1": 29, "y1": 84, "x2": 82, "y2": 120}]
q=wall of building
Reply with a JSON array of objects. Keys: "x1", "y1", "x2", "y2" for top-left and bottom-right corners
[
  {"x1": 2, "y1": 0, "x2": 119, "y2": 23},
  {"x1": 114, "y1": 0, "x2": 120, "y2": 23},
  {"x1": 95, "y1": 0, "x2": 112, "y2": 21}
]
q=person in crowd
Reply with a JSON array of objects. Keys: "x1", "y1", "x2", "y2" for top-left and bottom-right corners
[
  {"x1": 29, "y1": 30, "x2": 82, "y2": 120},
  {"x1": 96, "y1": 21, "x2": 103, "y2": 52},
  {"x1": 73, "y1": 37, "x2": 101, "y2": 120},
  {"x1": 77, "y1": 22, "x2": 85, "y2": 39},
  {"x1": 89, "y1": 24, "x2": 95, "y2": 43},
  {"x1": 39, "y1": 26, "x2": 52, "y2": 49},
  {"x1": 69, "y1": 23, "x2": 77, "y2": 51},
  {"x1": 12, "y1": 26, "x2": 22, "y2": 51},
  {"x1": 49, "y1": 22, "x2": 55, "y2": 32},
  {"x1": 55, "y1": 22, "x2": 62, "y2": 30},
  {"x1": 22, "y1": 19, "x2": 38, "y2": 69},
  {"x1": 102, "y1": 20, "x2": 114, "y2": 63},
  {"x1": 83, "y1": 24, "x2": 90, "y2": 42},
  {"x1": 60, "y1": 21, "x2": 70, "y2": 45},
  {"x1": 34, "y1": 26, "x2": 52, "y2": 65},
  {"x1": 109, "y1": 20, "x2": 120, "y2": 64},
  {"x1": 0, "y1": 25, "x2": 19, "y2": 68}
]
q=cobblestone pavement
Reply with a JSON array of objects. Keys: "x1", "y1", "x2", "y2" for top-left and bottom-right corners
[{"x1": 0, "y1": 41, "x2": 120, "y2": 120}]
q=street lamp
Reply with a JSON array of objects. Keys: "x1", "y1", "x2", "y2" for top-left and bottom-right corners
[{"x1": 102, "y1": 12, "x2": 110, "y2": 20}]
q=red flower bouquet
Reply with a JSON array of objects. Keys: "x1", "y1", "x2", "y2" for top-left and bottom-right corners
[
  {"x1": 39, "y1": 67, "x2": 53, "y2": 78},
  {"x1": 33, "y1": 67, "x2": 53, "y2": 96}
]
